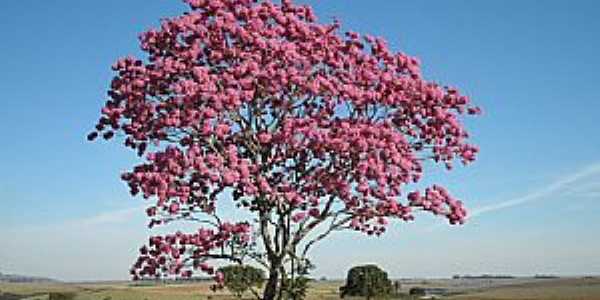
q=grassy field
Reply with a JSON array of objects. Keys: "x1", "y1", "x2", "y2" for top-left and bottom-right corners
[
  {"x1": 450, "y1": 277, "x2": 600, "y2": 300},
  {"x1": 1, "y1": 277, "x2": 599, "y2": 300}
]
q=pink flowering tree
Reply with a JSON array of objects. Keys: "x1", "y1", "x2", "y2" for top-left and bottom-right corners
[{"x1": 88, "y1": 0, "x2": 481, "y2": 299}]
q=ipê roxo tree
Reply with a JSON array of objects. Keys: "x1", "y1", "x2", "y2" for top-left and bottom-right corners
[{"x1": 87, "y1": 0, "x2": 481, "y2": 299}]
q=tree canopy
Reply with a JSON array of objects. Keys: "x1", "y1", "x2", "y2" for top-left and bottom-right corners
[{"x1": 88, "y1": 0, "x2": 481, "y2": 299}]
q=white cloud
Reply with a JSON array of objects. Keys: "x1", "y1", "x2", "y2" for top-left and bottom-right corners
[
  {"x1": 565, "y1": 180, "x2": 600, "y2": 199},
  {"x1": 423, "y1": 162, "x2": 600, "y2": 233},
  {"x1": 76, "y1": 206, "x2": 143, "y2": 226},
  {"x1": 0, "y1": 206, "x2": 149, "y2": 281},
  {"x1": 469, "y1": 163, "x2": 600, "y2": 218}
]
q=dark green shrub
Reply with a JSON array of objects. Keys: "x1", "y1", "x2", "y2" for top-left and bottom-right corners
[
  {"x1": 48, "y1": 292, "x2": 77, "y2": 300},
  {"x1": 340, "y1": 265, "x2": 392, "y2": 299},
  {"x1": 408, "y1": 287, "x2": 425, "y2": 296},
  {"x1": 218, "y1": 265, "x2": 265, "y2": 298},
  {"x1": 282, "y1": 276, "x2": 312, "y2": 300}
]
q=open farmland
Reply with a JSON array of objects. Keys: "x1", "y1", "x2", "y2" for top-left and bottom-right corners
[
  {"x1": 449, "y1": 277, "x2": 600, "y2": 300},
  {"x1": 1, "y1": 277, "x2": 600, "y2": 300}
]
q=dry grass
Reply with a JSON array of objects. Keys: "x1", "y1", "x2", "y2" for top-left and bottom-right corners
[
  {"x1": 1, "y1": 277, "x2": 600, "y2": 300},
  {"x1": 450, "y1": 277, "x2": 600, "y2": 300}
]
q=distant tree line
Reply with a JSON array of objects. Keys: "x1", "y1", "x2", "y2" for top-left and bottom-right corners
[
  {"x1": 452, "y1": 274, "x2": 516, "y2": 279},
  {"x1": 0, "y1": 272, "x2": 56, "y2": 283}
]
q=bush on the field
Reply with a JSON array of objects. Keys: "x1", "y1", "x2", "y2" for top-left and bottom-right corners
[
  {"x1": 49, "y1": 292, "x2": 76, "y2": 300},
  {"x1": 282, "y1": 276, "x2": 312, "y2": 300},
  {"x1": 408, "y1": 287, "x2": 425, "y2": 296},
  {"x1": 218, "y1": 265, "x2": 265, "y2": 298},
  {"x1": 340, "y1": 265, "x2": 392, "y2": 299}
]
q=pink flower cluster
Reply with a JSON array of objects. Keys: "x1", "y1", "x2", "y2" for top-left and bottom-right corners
[
  {"x1": 408, "y1": 185, "x2": 467, "y2": 225},
  {"x1": 121, "y1": 144, "x2": 258, "y2": 219},
  {"x1": 131, "y1": 222, "x2": 250, "y2": 280}
]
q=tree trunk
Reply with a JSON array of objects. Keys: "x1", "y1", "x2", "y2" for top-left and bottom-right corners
[{"x1": 263, "y1": 267, "x2": 280, "y2": 300}]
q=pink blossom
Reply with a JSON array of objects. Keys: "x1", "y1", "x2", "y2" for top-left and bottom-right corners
[
  {"x1": 169, "y1": 202, "x2": 180, "y2": 214},
  {"x1": 215, "y1": 123, "x2": 230, "y2": 138},
  {"x1": 292, "y1": 212, "x2": 307, "y2": 223},
  {"x1": 222, "y1": 171, "x2": 236, "y2": 186},
  {"x1": 258, "y1": 132, "x2": 272, "y2": 144},
  {"x1": 308, "y1": 208, "x2": 320, "y2": 218},
  {"x1": 214, "y1": 271, "x2": 225, "y2": 284}
]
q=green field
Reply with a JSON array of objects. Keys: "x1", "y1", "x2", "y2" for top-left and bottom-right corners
[{"x1": 2, "y1": 277, "x2": 600, "y2": 300}]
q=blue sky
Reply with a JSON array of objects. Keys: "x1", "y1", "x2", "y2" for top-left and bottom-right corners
[{"x1": 1, "y1": 0, "x2": 599, "y2": 281}]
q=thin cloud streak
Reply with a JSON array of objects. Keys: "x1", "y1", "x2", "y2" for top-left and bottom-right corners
[
  {"x1": 79, "y1": 206, "x2": 143, "y2": 226},
  {"x1": 423, "y1": 163, "x2": 600, "y2": 233},
  {"x1": 469, "y1": 163, "x2": 600, "y2": 218}
]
